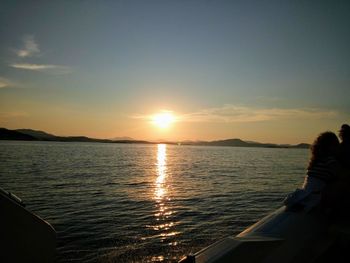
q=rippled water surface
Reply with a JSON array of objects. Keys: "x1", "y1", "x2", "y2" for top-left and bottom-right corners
[{"x1": 0, "y1": 141, "x2": 308, "y2": 262}]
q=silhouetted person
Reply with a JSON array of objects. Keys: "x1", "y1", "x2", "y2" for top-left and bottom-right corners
[
  {"x1": 284, "y1": 132, "x2": 341, "y2": 210},
  {"x1": 321, "y1": 125, "x2": 350, "y2": 216},
  {"x1": 303, "y1": 132, "x2": 340, "y2": 194},
  {"x1": 338, "y1": 124, "x2": 350, "y2": 167}
]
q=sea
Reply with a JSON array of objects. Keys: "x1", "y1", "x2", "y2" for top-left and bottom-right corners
[{"x1": 0, "y1": 141, "x2": 308, "y2": 262}]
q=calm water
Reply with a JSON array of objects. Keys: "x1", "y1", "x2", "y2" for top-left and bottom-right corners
[{"x1": 0, "y1": 141, "x2": 308, "y2": 262}]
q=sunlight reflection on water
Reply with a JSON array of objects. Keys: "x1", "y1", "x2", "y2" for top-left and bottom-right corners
[
  {"x1": 150, "y1": 144, "x2": 179, "y2": 261},
  {"x1": 155, "y1": 144, "x2": 167, "y2": 201},
  {"x1": 0, "y1": 141, "x2": 308, "y2": 262}
]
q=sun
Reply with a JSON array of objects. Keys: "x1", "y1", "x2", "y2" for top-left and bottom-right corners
[{"x1": 152, "y1": 112, "x2": 176, "y2": 129}]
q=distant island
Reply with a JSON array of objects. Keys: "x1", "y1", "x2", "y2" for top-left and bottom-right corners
[
  {"x1": 0, "y1": 128, "x2": 149, "y2": 144},
  {"x1": 0, "y1": 127, "x2": 310, "y2": 149}
]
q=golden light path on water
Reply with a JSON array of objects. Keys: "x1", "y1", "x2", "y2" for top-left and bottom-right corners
[
  {"x1": 150, "y1": 144, "x2": 179, "y2": 261},
  {"x1": 155, "y1": 144, "x2": 167, "y2": 200}
]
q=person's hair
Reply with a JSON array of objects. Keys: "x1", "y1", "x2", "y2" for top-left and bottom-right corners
[
  {"x1": 340, "y1": 124, "x2": 350, "y2": 142},
  {"x1": 308, "y1": 131, "x2": 339, "y2": 169}
]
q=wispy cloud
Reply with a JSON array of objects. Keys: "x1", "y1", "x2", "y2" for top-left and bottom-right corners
[
  {"x1": 16, "y1": 35, "x2": 40, "y2": 58},
  {"x1": 0, "y1": 111, "x2": 28, "y2": 119},
  {"x1": 0, "y1": 77, "x2": 13, "y2": 88},
  {"x1": 10, "y1": 35, "x2": 72, "y2": 74},
  {"x1": 134, "y1": 105, "x2": 338, "y2": 123},
  {"x1": 10, "y1": 63, "x2": 71, "y2": 74},
  {"x1": 180, "y1": 105, "x2": 338, "y2": 123}
]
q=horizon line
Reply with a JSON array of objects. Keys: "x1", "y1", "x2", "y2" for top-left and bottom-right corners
[{"x1": 0, "y1": 127, "x2": 311, "y2": 146}]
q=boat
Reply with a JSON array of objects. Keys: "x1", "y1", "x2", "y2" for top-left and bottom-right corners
[
  {"x1": 179, "y1": 202, "x2": 350, "y2": 263},
  {"x1": 0, "y1": 188, "x2": 56, "y2": 263}
]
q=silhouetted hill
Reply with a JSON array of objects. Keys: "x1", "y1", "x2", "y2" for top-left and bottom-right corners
[
  {"x1": 291, "y1": 143, "x2": 310, "y2": 149},
  {"x1": 16, "y1": 129, "x2": 57, "y2": 140},
  {"x1": 202, "y1": 138, "x2": 250, "y2": 147},
  {"x1": 1, "y1": 128, "x2": 153, "y2": 144},
  {"x1": 184, "y1": 138, "x2": 310, "y2": 149},
  {"x1": 0, "y1": 127, "x2": 310, "y2": 149},
  {"x1": 112, "y1": 136, "x2": 134, "y2": 141},
  {"x1": 0, "y1": 128, "x2": 37, "y2": 140},
  {"x1": 57, "y1": 136, "x2": 111, "y2": 143},
  {"x1": 15, "y1": 129, "x2": 110, "y2": 142}
]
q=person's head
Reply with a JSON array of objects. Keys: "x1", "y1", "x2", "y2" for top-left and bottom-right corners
[
  {"x1": 339, "y1": 124, "x2": 350, "y2": 142},
  {"x1": 308, "y1": 131, "x2": 339, "y2": 168}
]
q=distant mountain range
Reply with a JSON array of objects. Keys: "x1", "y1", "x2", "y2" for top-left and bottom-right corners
[
  {"x1": 0, "y1": 128, "x2": 149, "y2": 144},
  {"x1": 183, "y1": 138, "x2": 309, "y2": 149},
  {"x1": 112, "y1": 136, "x2": 134, "y2": 141},
  {"x1": 0, "y1": 127, "x2": 310, "y2": 149}
]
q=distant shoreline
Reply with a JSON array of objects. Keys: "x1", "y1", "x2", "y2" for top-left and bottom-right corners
[{"x1": 0, "y1": 127, "x2": 310, "y2": 149}]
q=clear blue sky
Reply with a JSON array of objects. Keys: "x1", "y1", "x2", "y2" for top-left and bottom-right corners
[{"x1": 1, "y1": 1, "x2": 349, "y2": 143}]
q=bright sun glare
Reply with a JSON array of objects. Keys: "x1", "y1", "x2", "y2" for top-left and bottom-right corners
[{"x1": 152, "y1": 112, "x2": 175, "y2": 129}]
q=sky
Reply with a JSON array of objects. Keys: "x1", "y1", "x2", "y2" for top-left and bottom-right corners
[{"x1": 0, "y1": 0, "x2": 349, "y2": 144}]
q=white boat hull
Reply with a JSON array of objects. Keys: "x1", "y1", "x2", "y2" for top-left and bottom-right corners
[{"x1": 180, "y1": 206, "x2": 348, "y2": 263}]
